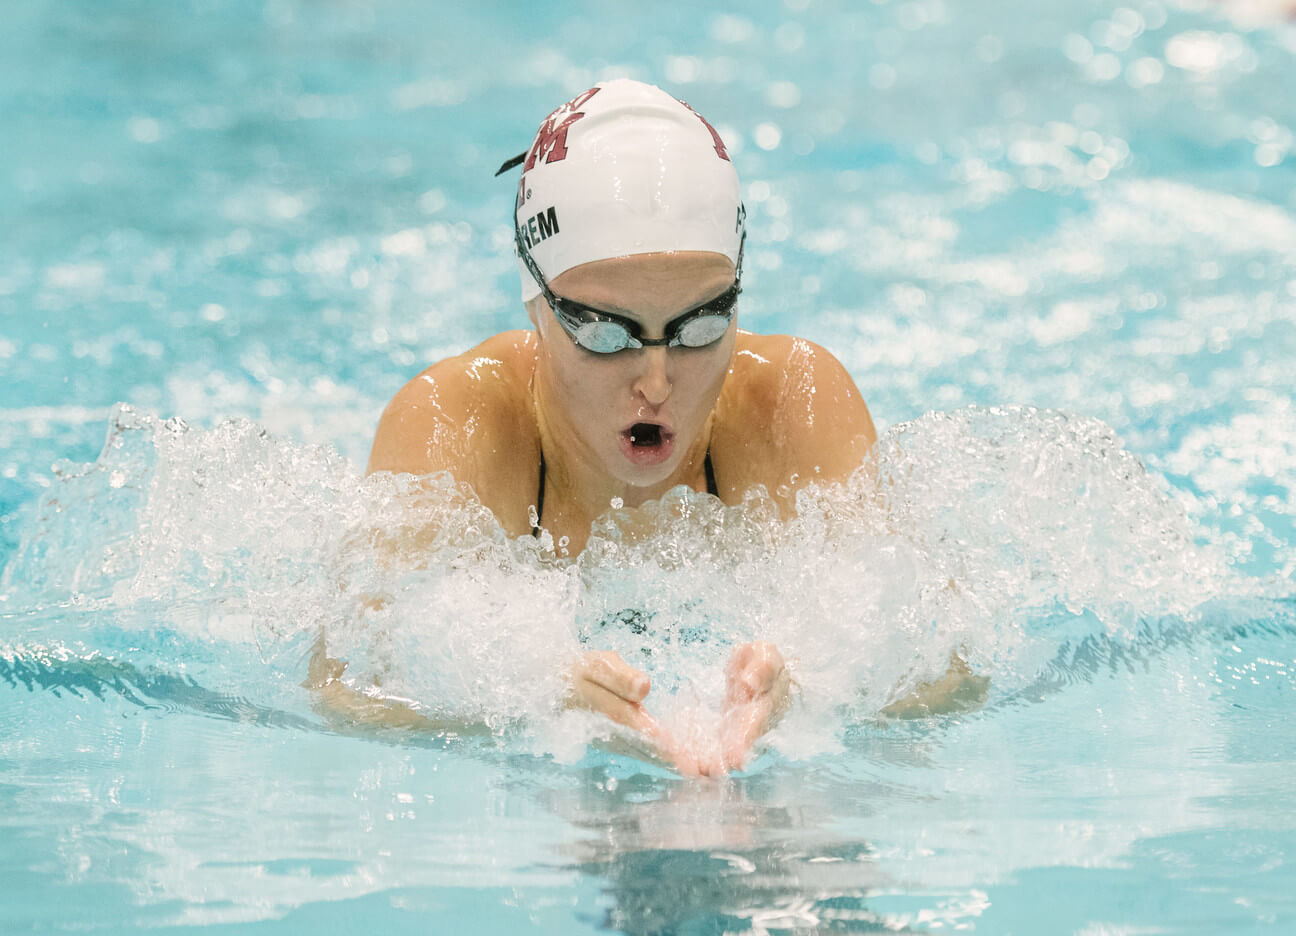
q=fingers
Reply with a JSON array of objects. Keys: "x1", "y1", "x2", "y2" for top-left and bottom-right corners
[
  {"x1": 719, "y1": 701, "x2": 766, "y2": 771},
  {"x1": 662, "y1": 737, "x2": 726, "y2": 779},
  {"x1": 574, "y1": 679, "x2": 661, "y2": 737},
  {"x1": 725, "y1": 641, "x2": 787, "y2": 706},
  {"x1": 725, "y1": 642, "x2": 753, "y2": 679},
  {"x1": 573, "y1": 646, "x2": 794, "y2": 780},
  {"x1": 567, "y1": 651, "x2": 667, "y2": 752},
  {"x1": 576, "y1": 650, "x2": 650, "y2": 704},
  {"x1": 303, "y1": 635, "x2": 348, "y2": 690},
  {"x1": 666, "y1": 745, "x2": 702, "y2": 778},
  {"x1": 746, "y1": 642, "x2": 786, "y2": 693},
  {"x1": 720, "y1": 644, "x2": 793, "y2": 771}
]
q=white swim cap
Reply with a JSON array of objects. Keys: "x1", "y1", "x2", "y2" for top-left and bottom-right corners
[{"x1": 510, "y1": 79, "x2": 745, "y2": 301}]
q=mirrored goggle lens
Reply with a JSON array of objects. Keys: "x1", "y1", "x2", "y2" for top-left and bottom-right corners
[
  {"x1": 574, "y1": 320, "x2": 635, "y2": 353},
  {"x1": 672, "y1": 314, "x2": 731, "y2": 348}
]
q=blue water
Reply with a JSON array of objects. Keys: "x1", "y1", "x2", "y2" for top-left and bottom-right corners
[{"x1": 3, "y1": 0, "x2": 1296, "y2": 932}]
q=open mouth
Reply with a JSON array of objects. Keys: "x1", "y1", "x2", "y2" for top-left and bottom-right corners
[
  {"x1": 626, "y1": 422, "x2": 667, "y2": 447},
  {"x1": 620, "y1": 422, "x2": 675, "y2": 466}
]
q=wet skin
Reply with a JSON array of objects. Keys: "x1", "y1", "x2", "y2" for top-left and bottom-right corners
[{"x1": 365, "y1": 250, "x2": 880, "y2": 775}]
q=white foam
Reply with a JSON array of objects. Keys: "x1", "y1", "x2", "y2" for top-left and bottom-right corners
[{"x1": 0, "y1": 403, "x2": 1233, "y2": 762}]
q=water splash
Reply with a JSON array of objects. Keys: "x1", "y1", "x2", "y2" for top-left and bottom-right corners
[{"x1": 0, "y1": 403, "x2": 1234, "y2": 763}]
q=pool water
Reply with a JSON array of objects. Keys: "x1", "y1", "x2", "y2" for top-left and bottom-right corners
[{"x1": 3, "y1": 0, "x2": 1295, "y2": 932}]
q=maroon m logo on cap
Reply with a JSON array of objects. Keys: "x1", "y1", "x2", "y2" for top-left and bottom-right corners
[
  {"x1": 679, "y1": 99, "x2": 730, "y2": 161},
  {"x1": 523, "y1": 87, "x2": 601, "y2": 171}
]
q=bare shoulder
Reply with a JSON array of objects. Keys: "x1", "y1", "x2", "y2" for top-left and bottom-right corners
[
  {"x1": 367, "y1": 330, "x2": 537, "y2": 479},
  {"x1": 715, "y1": 332, "x2": 877, "y2": 493},
  {"x1": 724, "y1": 332, "x2": 874, "y2": 435}
]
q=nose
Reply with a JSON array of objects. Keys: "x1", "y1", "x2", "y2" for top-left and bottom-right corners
[{"x1": 632, "y1": 346, "x2": 671, "y2": 407}]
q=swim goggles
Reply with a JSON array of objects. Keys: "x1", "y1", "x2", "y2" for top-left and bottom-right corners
[{"x1": 513, "y1": 223, "x2": 744, "y2": 355}]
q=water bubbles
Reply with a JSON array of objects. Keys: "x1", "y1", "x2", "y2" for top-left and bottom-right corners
[
  {"x1": 1110, "y1": 7, "x2": 1145, "y2": 39},
  {"x1": 1254, "y1": 145, "x2": 1284, "y2": 169},
  {"x1": 44, "y1": 263, "x2": 106, "y2": 291},
  {"x1": 753, "y1": 123, "x2": 783, "y2": 151},
  {"x1": 1140, "y1": 1, "x2": 1168, "y2": 30},
  {"x1": 127, "y1": 116, "x2": 162, "y2": 144},
  {"x1": 1063, "y1": 34, "x2": 1094, "y2": 65},
  {"x1": 710, "y1": 15, "x2": 755, "y2": 43},
  {"x1": 1247, "y1": 118, "x2": 1292, "y2": 168},
  {"x1": 869, "y1": 64, "x2": 897, "y2": 90},
  {"x1": 389, "y1": 78, "x2": 468, "y2": 111},
  {"x1": 1072, "y1": 102, "x2": 1102, "y2": 128},
  {"x1": 1164, "y1": 31, "x2": 1254, "y2": 77},
  {"x1": 380, "y1": 229, "x2": 426, "y2": 258},
  {"x1": 266, "y1": 192, "x2": 307, "y2": 221},
  {"x1": 664, "y1": 55, "x2": 702, "y2": 84},
  {"x1": 1087, "y1": 156, "x2": 1111, "y2": 181},
  {"x1": 1078, "y1": 130, "x2": 1104, "y2": 155},
  {"x1": 714, "y1": 124, "x2": 743, "y2": 156},
  {"x1": 1087, "y1": 52, "x2": 1123, "y2": 82},
  {"x1": 976, "y1": 35, "x2": 1004, "y2": 64},
  {"x1": 897, "y1": 2, "x2": 928, "y2": 31},
  {"x1": 1, "y1": 405, "x2": 1232, "y2": 762},
  {"x1": 1125, "y1": 57, "x2": 1165, "y2": 88},
  {"x1": 774, "y1": 22, "x2": 806, "y2": 52},
  {"x1": 766, "y1": 81, "x2": 802, "y2": 109}
]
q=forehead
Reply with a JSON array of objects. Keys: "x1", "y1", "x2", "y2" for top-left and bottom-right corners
[{"x1": 550, "y1": 251, "x2": 735, "y2": 318}]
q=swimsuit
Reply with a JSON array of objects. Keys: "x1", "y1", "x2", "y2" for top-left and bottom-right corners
[{"x1": 532, "y1": 449, "x2": 719, "y2": 537}]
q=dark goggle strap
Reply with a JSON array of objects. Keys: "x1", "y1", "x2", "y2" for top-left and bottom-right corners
[
  {"x1": 514, "y1": 226, "x2": 554, "y2": 303},
  {"x1": 495, "y1": 152, "x2": 527, "y2": 176}
]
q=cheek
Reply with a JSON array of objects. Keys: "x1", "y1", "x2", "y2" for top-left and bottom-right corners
[
  {"x1": 681, "y1": 335, "x2": 737, "y2": 398},
  {"x1": 544, "y1": 347, "x2": 620, "y2": 415}
]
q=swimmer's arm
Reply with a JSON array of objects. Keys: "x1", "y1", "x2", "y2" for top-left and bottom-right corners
[
  {"x1": 774, "y1": 338, "x2": 879, "y2": 495},
  {"x1": 881, "y1": 654, "x2": 990, "y2": 718},
  {"x1": 367, "y1": 356, "x2": 482, "y2": 479},
  {"x1": 367, "y1": 333, "x2": 534, "y2": 480},
  {"x1": 304, "y1": 635, "x2": 677, "y2": 758},
  {"x1": 366, "y1": 337, "x2": 534, "y2": 539},
  {"x1": 303, "y1": 632, "x2": 484, "y2": 734}
]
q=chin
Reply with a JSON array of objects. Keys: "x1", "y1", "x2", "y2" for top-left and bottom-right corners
[{"x1": 610, "y1": 451, "x2": 681, "y2": 491}]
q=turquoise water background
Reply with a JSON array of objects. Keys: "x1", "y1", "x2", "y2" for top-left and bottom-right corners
[{"x1": 2, "y1": 0, "x2": 1295, "y2": 932}]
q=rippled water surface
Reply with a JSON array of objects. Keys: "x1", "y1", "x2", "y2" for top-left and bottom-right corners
[{"x1": 3, "y1": 0, "x2": 1295, "y2": 932}]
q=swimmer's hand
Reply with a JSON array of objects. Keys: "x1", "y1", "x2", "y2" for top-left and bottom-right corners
[
  {"x1": 716, "y1": 641, "x2": 792, "y2": 773},
  {"x1": 304, "y1": 632, "x2": 468, "y2": 731},
  {"x1": 567, "y1": 646, "x2": 795, "y2": 778},
  {"x1": 881, "y1": 653, "x2": 989, "y2": 719},
  {"x1": 566, "y1": 650, "x2": 674, "y2": 753},
  {"x1": 638, "y1": 642, "x2": 791, "y2": 778}
]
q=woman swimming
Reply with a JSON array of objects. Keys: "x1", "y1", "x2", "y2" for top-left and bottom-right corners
[{"x1": 316, "y1": 80, "x2": 974, "y2": 775}]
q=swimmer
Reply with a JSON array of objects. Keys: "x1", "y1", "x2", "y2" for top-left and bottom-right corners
[{"x1": 311, "y1": 80, "x2": 983, "y2": 774}]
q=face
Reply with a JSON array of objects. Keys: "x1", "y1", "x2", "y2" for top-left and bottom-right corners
[{"x1": 530, "y1": 251, "x2": 738, "y2": 490}]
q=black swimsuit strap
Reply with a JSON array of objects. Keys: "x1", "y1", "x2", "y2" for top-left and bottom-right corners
[
  {"x1": 532, "y1": 446, "x2": 717, "y2": 538},
  {"x1": 532, "y1": 450, "x2": 546, "y2": 538}
]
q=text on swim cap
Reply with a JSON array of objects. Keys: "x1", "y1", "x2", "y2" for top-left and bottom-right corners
[{"x1": 520, "y1": 206, "x2": 559, "y2": 249}]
